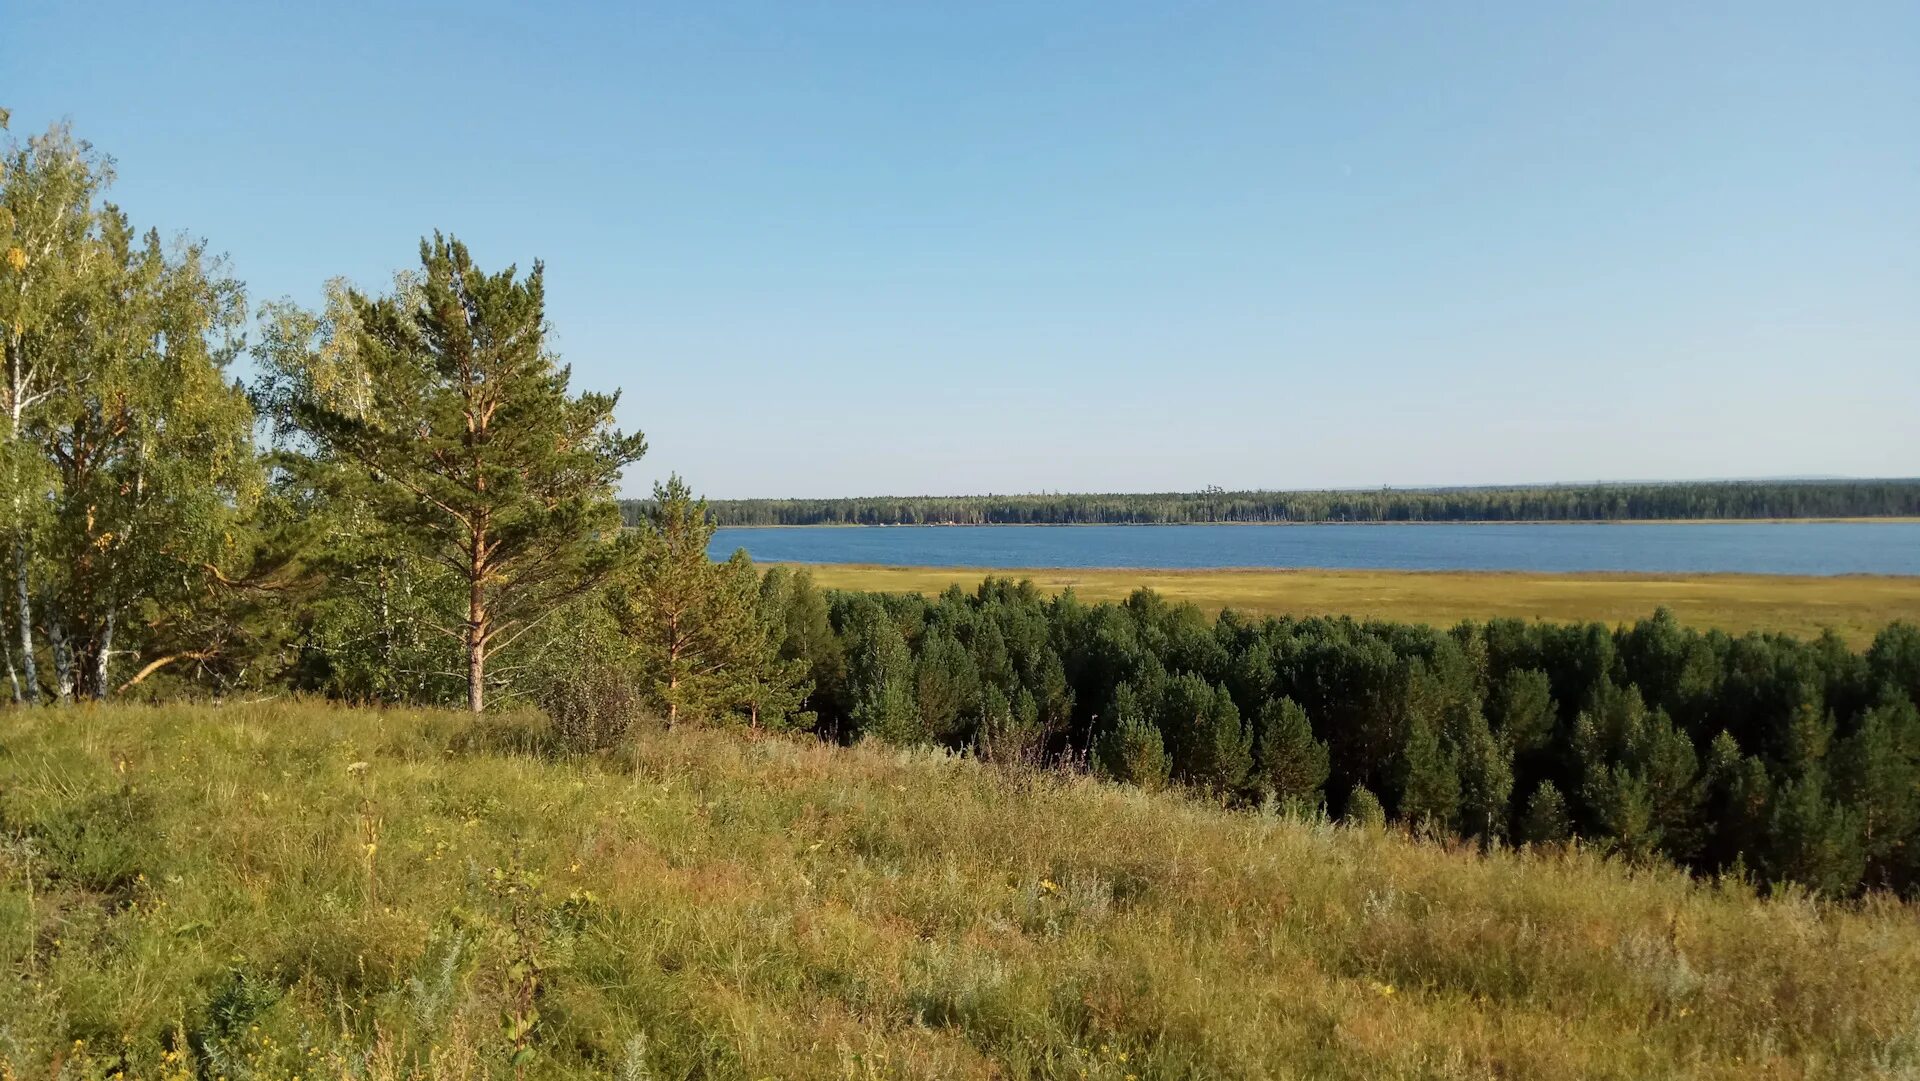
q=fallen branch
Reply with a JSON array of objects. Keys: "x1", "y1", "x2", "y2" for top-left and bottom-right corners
[{"x1": 117, "y1": 651, "x2": 214, "y2": 693}]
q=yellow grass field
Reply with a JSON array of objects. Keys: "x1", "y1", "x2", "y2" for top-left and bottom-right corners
[{"x1": 787, "y1": 564, "x2": 1920, "y2": 644}]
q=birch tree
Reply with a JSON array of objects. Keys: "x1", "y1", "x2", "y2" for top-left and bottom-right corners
[
  {"x1": 0, "y1": 121, "x2": 107, "y2": 701},
  {"x1": 33, "y1": 210, "x2": 254, "y2": 698}
]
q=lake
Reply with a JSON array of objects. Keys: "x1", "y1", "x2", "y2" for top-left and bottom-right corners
[{"x1": 709, "y1": 522, "x2": 1920, "y2": 576}]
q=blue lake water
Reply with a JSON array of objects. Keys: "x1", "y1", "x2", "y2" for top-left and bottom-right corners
[{"x1": 709, "y1": 522, "x2": 1920, "y2": 576}]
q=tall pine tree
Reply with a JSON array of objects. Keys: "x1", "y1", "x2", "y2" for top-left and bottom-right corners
[{"x1": 287, "y1": 235, "x2": 644, "y2": 711}]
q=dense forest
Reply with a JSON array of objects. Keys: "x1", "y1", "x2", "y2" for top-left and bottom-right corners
[
  {"x1": 4, "y1": 115, "x2": 1918, "y2": 901},
  {"x1": 631, "y1": 479, "x2": 1920, "y2": 527},
  {"x1": 741, "y1": 570, "x2": 1920, "y2": 899}
]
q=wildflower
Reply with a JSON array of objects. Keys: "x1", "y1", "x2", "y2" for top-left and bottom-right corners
[{"x1": 1040, "y1": 879, "x2": 1059, "y2": 893}]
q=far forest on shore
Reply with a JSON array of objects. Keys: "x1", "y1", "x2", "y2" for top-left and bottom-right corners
[{"x1": 621, "y1": 478, "x2": 1920, "y2": 528}]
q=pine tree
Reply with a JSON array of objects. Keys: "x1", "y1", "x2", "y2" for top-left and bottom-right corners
[
  {"x1": 1867, "y1": 623, "x2": 1920, "y2": 708},
  {"x1": 1396, "y1": 712, "x2": 1461, "y2": 831},
  {"x1": 1254, "y1": 697, "x2": 1329, "y2": 808},
  {"x1": 1452, "y1": 709, "x2": 1515, "y2": 842},
  {"x1": 1582, "y1": 763, "x2": 1658, "y2": 860},
  {"x1": 1491, "y1": 667, "x2": 1556, "y2": 756},
  {"x1": 288, "y1": 235, "x2": 644, "y2": 711},
  {"x1": 1163, "y1": 672, "x2": 1251, "y2": 793},
  {"x1": 842, "y1": 598, "x2": 917, "y2": 743},
  {"x1": 1570, "y1": 684, "x2": 1701, "y2": 861},
  {"x1": 725, "y1": 555, "x2": 814, "y2": 730},
  {"x1": 1831, "y1": 695, "x2": 1920, "y2": 890},
  {"x1": 1764, "y1": 771, "x2": 1866, "y2": 896},
  {"x1": 611, "y1": 478, "x2": 802, "y2": 727},
  {"x1": 1699, "y1": 731, "x2": 1772, "y2": 874},
  {"x1": 912, "y1": 628, "x2": 979, "y2": 745},
  {"x1": 1095, "y1": 682, "x2": 1170, "y2": 790},
  {"x1": 1519, "y1": 780, "x2": 1572, "y2": 845},
  {"x1": 977, "y1": 684, "x2": 1044, "y2": 764},
  {"x1": 758, "y1": 566, "x2": 843, "y2": 717}
]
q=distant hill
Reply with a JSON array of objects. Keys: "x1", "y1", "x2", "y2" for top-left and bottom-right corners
[{"x1": 621, "y1": 478, "x2": 1920, "y2": 527}]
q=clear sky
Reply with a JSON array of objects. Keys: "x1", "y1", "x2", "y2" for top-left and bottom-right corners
[{"x1": 5, "y1": 1, "x2": 1916, "y2": 498}]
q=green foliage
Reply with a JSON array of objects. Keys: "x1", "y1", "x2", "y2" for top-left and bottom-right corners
[
  {"x1": 1343, "y1": 784, "x2": 1387, "y2": 830},
  {"x1": 1253, "y1": 697, "x2": 1328, "y2": 808},
  {"x1": 1396, "y1": 712, "x2": 1460, "y2": 832},
  {"x1": 536, "y1": 600, "x2": 645, "y2": 753},
  {"x1": 912, "y1": 628, "x2": 980, "y2": 744},
  {"x1": 7, "y1": 702, "x2": 1920, "y2": 1079},
  {"x1": 1519, "y1": 781, "x2": 1573, "y2": 845},
  {"x1": 1572, "y1": 682, "x2": 1703, "y2": 862},
  {"x1": 1764, "y1": 772, "x2": 1867, "y2": 897},
  {"x1": 1095, "y1": 683, "x2": 1170, "y2": 791},
  {"x1": 1162, "y1": 672, "x2": 1251, "y2": 793},
  {"x1": 842, "y1": 597, "x2": 918, "y2": 743},
  {"x1": 1491, "y1": 667, "x2": 1556, "y2": 756},
  {"x1": 1451, "y1": 710, "x2": 1514, "y2": 842},
  {"x1": 0, "y1": 120, "x2": 258, "y2": 702},
  {"x1": 610, "y1": 477, "x2": 806, "y2": 729},
  {"x1": 9, "y1": 116, "x2": 1920, "y2": 921},
  {"x1": 275, "y1": 234, "x2": 644, "y2": 711},
  {"x1": 757, "y1": 565, "x2": 841, "y2": 721},
  {"x1": 1867, "y1": 622, "x2": 1920, "y2": 707},
  {"x1": 1830, "y1": 694, "x2": 1920, "y2": 890}
]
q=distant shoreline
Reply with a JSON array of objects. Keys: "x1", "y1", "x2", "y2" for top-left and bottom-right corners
[
  {"x1": 711, "y1": 516, "x2": 1920, "y2": 529},
  {"x1": 770, "y1": 562, "x2": 1920, "y2": 580}
]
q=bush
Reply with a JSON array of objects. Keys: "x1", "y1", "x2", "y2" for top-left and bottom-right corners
[{"x1": 534, "y1": 607, "x2": 650, "y2": 753}]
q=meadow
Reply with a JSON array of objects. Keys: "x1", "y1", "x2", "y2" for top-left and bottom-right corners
[
  {"x1": 3, "y1": 702, "x2": 1919, "y2": 1080},
  {"x1": 789, "y1": 564, "x2": 1920, "y2": 645}
]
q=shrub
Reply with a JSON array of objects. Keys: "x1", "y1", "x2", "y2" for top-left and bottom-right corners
[{"x1": 536, "y1": 611, "x2": 650, "y2": 753}]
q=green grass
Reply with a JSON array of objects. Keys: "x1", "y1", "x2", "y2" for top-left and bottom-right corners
[
  {"x1": 4, "y1": 703, "x2": 1920, "y2": 1079},
  {"x1": 789, "y1": 564, "x2": 1920, "y2": 646}
]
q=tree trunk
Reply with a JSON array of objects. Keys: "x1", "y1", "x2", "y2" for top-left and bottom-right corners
[
  {"x1": 3, "y1": 623, "x2": 18, "y2": 705},
  {"x1": 13, "y1": 540, "x2": 34, "y2": 703},
  {"x1": 46, "y1": 598, "x2": 73, "y2": 704},
  {"x1": 466, "y1": 577, "x2": 486, "y2": 714},
  {"x1": 6, "y1": 332, "x2": 36, "y2": 705},
  {"x1": 90, "y1": 608, "x2": 113, "y2": 700}
]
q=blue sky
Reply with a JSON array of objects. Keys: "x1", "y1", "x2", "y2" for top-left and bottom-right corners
[{"x1": 5, "y1": 1, "x2": 1916, "y2": 498}]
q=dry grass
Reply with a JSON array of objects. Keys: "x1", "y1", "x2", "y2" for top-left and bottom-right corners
[
  {"x1": 790, "y1": 564, "x2": 1920, "y2": 645},
  {"x1": 3, "y1": 702, "x2": 1919, "y2": 1079}
]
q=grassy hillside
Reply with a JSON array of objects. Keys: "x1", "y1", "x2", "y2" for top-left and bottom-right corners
[
  {"x1": 789, "y1": 564, "x2": 1920, "y2": 645},
  {"x1": 3, "y1": 704, "x2": 1918, "y2": 1079}
]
